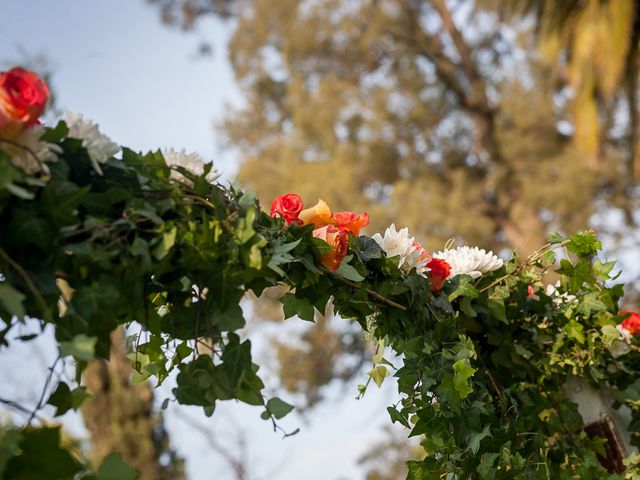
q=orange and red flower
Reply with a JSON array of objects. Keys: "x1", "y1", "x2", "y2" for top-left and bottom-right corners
[
  {"x1": 427, "y1": 258, "x2": 451, "y2": 293},
  {"x1": 270, "y1": 194, "x2": 369, "y2": 270},
  {"x1": 313, "y1": 225, "x2": 349, "y2": 270},
  {"x1": 0, "y1": 67, "x2": 49, "y2": 138},
  {"x1": 270, "y1": 193, "x2": 304, "y2": 224},
  {"x1": 333, "y1": 211, "x2": 369, "y2": 237},
  {"x1": 620, "y1": 310, "x2": 640, "y2": 336}
]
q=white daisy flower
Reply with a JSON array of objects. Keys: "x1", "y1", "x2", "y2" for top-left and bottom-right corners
[
  {"x1": 4, "y1": 124, "x2": 61, "y2": 174},
  {"x1": 64, "y1": 112, "x2": 120, "y2": 175},
  {"x1": 163, "y1": 148, "x2": 217, "y2": 183},
  {"x1": 371, "y1": 224, "x2": 429, "y2": 275},
  {"x1": 433, "y1": 246, "x2": 503, "y2": 279}
]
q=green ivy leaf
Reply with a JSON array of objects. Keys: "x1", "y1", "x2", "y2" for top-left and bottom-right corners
[
  {"x1": 487, "y1": 300, "x2": 507, "y2": 323},
  {"x1": 47, "y1": 382, "x2": 72, "y2": 416},
  {"x1": 477, "y1": 452, "x2": 500, "y2": 479},
  {"x1": 566, "y1": 231, "x2": 601, "y2": 257},
  {"x1": 387, "y1": 406, "x2": 410, "y2": 428},
  {"x1": 578, "y1": 291, "x2": 608, "y2": 316},
  {"x1": 565, "y1": 319, "x2": 585, "y2": 344},
  {"x1": 460, "y1": 297, "x2": 477, "y2": 317},
  {"x1": 453, "y1": 359, "x2": 476, "y2": 399},
  {"x1": 467, "y1": 425, "x2": 491, "y2": 454},
  {"x1": 3, "y1": 427, "x2": 82, "y2": 479},
  {"x1": 448, "y1": 276, "x2": 479, "y2": 302},
  {"x1": 266, "y1": 397, "x2": 294, "y2": 419},
  {"x1": 601, "y1": 324, "x2": 621, "y2": 346},
  {"x1": 592, "y1": 259, "x2": 616, "y2": 281},
  {"x1": 281, "y1": 292, "x2": 315, "y2": 321},
  {"x1": 336, "y1": 262, "x2": 365, "y2": 282},
  {"x1": 152, "y1": 226, "x2": 177, "y2": 260},
  {"x1": 369, "y1": 365, "x2": 389, "y2": 387},
  {"x1": 357, "y1": 236, "x2": 383, "y2": 261},
  {"x1": 96, "y1": 453, "x2": 138, "y2": 480},
  {"x1": 47, "y1": 383, "x2": 91, "y2": 417},
  {"x1": 0, "y1": 284, "x2": 26, "y2": 319}
]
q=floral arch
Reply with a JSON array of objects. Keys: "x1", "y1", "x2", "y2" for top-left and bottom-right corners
[{"x1": 1, "y1": 67, "x2": 640, "y2": 479}]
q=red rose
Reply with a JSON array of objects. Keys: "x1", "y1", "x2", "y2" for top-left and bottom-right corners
[
  {"x1": 0, "y1": 67, "x2": 49, "y2": 138},
  {"x1": 333, "y1": 211, "x2": 369, "y2": 236},
  {"x1": 620, "y1": 310, "x2": 640, "y2": 336},
  {"x1": 313, "y1": 224, "x2": 349, "y2": 270},
  {"x1": 270, "y1": 193, "x2": 304, "y2": 224},
  {"x1": 427, "y1": 258, "x2": 451, "y2": 293}
]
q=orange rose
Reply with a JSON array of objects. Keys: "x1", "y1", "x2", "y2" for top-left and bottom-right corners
[
  {"x1": 270, "y1": 193, "x2": 304, "y2": 224},
  {"x1": 426, "y1": 258, "x2": 451, "y2": 293},
  {"x1": 620, "y1": 311, "x2": 640, "y2": 336},
  {"x1": 0, "y1": 67, "x2": 49, "y2": 138},
  {"x1": 299, "y1": 198, "x2": 335, "y2": 228},
  {"x1": 333, "y1": 211, "x2": 369, "y2": 236},
  {"x1": 313, "y1": 224, "x2": 349, "y2": 270}
]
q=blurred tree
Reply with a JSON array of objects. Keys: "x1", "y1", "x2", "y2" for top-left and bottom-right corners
[
  {"x1": 507, "y1": 0, "x2": 640, "y2": 175},
  {"x1": 357, "y1": 427, "x2": 422, "y2": 480},
  {"x1": 81, "y1": 328, "x2": 186, "y2": 480},
  {"x1": 219, "y1": 0, "x2": 626, "y2": 253}
]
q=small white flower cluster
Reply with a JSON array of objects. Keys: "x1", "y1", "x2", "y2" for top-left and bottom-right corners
[
  {"x1": 544, "y1": 282, "x2": 578, "y2": 305},
  {"x1": 616, "y1": 324, "x2": 634, "y2": 342},
  {"x1": 163, "y1": 148, "x2": 218, "y2": 183},
  {"x1": 371, "y1": 224, "x2": 429, "y2": 275},
  {"x1": 64, "y1": 112, "x2": 120, "y2": 175},
  {"x1": 433, "y1": 246, "x2": 503, "y2": 279},
  {"x1": 5, "y1": 125, "x2": 61, "y2": 174}
]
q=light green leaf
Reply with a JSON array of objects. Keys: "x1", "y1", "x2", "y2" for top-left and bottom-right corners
[
  {"x1": 369, "y1": 365, "x2": 389, "y2": 387},
  {"x1": 593, "y1": 259, "x2": 616, "y2": 281},
  {"x1": 60, "y1": 334, "x2": 97, "y2": 361},
  {"x1": 152, "y1": 226, "x2": 177, "y2": 260},
  {"x1": 601, "y1": 324, "x2": 621, "y2": 346},
  {"x1": 578, "y1": 291, "x2": 608, "y2": 316},
  {"x1": 453, "y1": 359, "x2": 476, "y2": 399},
  {"x1": 565, "y1": 319, "x2": 585, "y2": 344}
]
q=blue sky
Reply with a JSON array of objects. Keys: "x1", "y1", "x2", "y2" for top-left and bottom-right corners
[
  {"x1": 0, "y1": 2, "x2": 402, "y2": 479},
  {"x1": 1, "y1": 0, "x2": 242, "y2": 176}
]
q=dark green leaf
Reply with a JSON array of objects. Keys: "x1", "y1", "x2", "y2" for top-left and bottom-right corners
[
  {"x1": 266, "y1": 397, "x2": 294, "y2": 419},
  {"x1": 96, "y1": 453, "x2": 138, "y2": 480}
]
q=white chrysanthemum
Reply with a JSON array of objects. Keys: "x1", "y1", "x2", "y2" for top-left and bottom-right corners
[
  {"x1": 4, "y1": 125, "x2": 61, "y2": 175},
  {"x1": 163, "y1": 148, "x2": 217, "y2": 183},
  {"x1": 433, "y1": 246, "x2": 503, "y2": 279},
  {"x1": 545, "y1": 281, "x2": 578, "y2": 305},
  {"x1": 371, "y1": 224, "x2": 429, "y2": 275},
  {"x1": 64, "y1": 112, "x2": 120, "y2": 175}
]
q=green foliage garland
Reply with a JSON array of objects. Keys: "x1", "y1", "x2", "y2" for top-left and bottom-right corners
[{"x1": 1, "y1": 122, "x2": 640, "y2": 479}]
